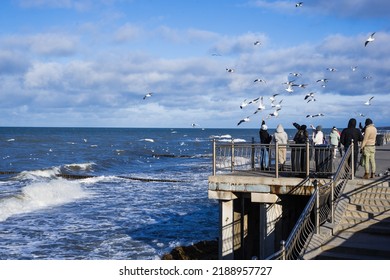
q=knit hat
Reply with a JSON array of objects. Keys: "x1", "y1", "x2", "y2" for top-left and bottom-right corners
[
  {"x1": 316, "y1": 125, "x2": 322, "y2": 131},
  {"x1": 332, "y1": 126, "x2": 337, "y2": 131}
]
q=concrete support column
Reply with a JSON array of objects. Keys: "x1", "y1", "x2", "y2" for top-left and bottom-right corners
[{"x1": 219, "y1": 199, "x2": 234, "y2": 259}]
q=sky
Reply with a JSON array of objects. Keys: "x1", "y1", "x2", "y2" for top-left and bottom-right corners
[{"x1": 0, "y1": 0, "x2": 389, "y2": 129}]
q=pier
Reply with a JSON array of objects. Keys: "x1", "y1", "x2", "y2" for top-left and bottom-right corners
[{"x1": 208, "y1": 138, "x2": 390, "y2": 260}]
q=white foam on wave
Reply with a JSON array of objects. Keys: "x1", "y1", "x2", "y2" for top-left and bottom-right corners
[
  {"x1": 64, "y1": 162, "x2": 96, "y2": 171},
  {"x1": 0, "y1": 178, "x2": 92, "y2": 222},
  {"x1": 140, "y1": 138, "x2": 154, "y2": 143},
  {"x1": 217, "y1": 138, "x2": 247, "y2": 143},
  {"x1": 17, "y1": 167, "x2": 61, "y2": 180}
]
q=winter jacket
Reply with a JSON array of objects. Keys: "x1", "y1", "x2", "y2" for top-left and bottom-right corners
[
  {"x1": 329, "y1": 130, "x2": 340, "y2": 146},
  {"x1": 361, "y1": 124, "x2": 377, "y2": 149},
  {"x1": 273, "y1": 124, "x2": 288, "y2": 145},
  {"x1": 293, "y1": 123, "x2": 308, "y2": 144},
  {"x1": 340, "y1": 118, "x2": 363, "y2": 151}
]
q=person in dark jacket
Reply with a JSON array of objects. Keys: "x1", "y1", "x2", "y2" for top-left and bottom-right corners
[
  {"x1": 340, "y1": 118, "x2": 364, "y2": 174},
  {"x1": 259, "y1": 120, "x2": 272, "y2": 170},
  {"x1": 292, "y1": 122, "x2": 309, "y2": 173}
]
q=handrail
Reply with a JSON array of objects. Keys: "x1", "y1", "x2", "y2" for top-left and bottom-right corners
[
  {"x1": 212, "y1": 139, "x2": 336, "y2": 178},
  {"x1": 265, "y1": 144, "x2": 354, "y2": 260}
]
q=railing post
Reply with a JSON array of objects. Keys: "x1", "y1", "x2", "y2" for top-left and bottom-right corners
[
  {"x1": 330, "y1": 175, "x2": 334, "y2": 224},
  {"x1": 212, "y1": 139, "x2": 216, "y2": 176},
  {"x1": 351, "y1": 139, "x2": 354, "y2": 180},
  {"x1": 251, "y1": 137, "x2": 255, "y2": 170},
  {"x1": 314, "y1": 180, "x2": 320, "y2": 234},
  {"x1": 280, "y1": 240, "x2": 286, "y2": 260},
  {"x1": 306, "y1": 140, "x2": 310, "y2": 177},
  {"x1": 275, "y1": 141, "x2": 279, "y2": 178},
  {"x1": 231, "y1": 139, "x2": 235, "y2": 172}
]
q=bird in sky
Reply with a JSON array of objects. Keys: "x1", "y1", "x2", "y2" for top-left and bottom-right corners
[
  {"x1": 267, "y1": 108, "x2": 281, "y2": 119},
  {"x1": 351, "y1": 66, "x2": 358, "y2": 71},
  {"x1": 226, "y1": 68, "x2": 234, "y2": 73},
  {"x1": 306, "y1": 113, "x2": 324, "y2": 118},
  {"x1": 295, "y1": 2, "x2": 303, "y2": 7},
  {"x1": 290, "y1": 72, "x2": 302, "y2": 77},
  {"x1": 327, "y1": 67, "x2": 337, "y2": 72},
  {"x1": 254, "y1": 41, "x2": 261, "y2": 46},
  {"x1": 271, "y1": 99, "x2": 283, "y2": 109},
  {"x1": 237, "y1": 116, "x2": 250, "y2": 126},
  {"x1": 240, "y1": 99, "x2": 250, "y2": 109},
  {"x1": 191, "y1": 123, "x2": 200, "y2": 127},
  {"x1": 143, "y1": 92, "x2": 153, "y2": 99},
  {"x1": 364, "y1": 96, "x2": 374, "y2": 105},
  {"x1": 270, "y1": 94, "x2": 279, "y2": 102},
  {"x1": 304, "y1": 92, "x2": 316, "y2": 102},
  {"x1": 356, "y1": 113, "x2": 365, "y2": 117},
  {"x1": 253, "y1": 97, "x2": 265, "y2": 114},
  {"x1": 365, "y1": 32, "x2": 376, "y2": 47},
  {"x1": 316, "y1": 78, "x2": 329, "y2": 87},
  {"x1": 254, "y1": 78, "x2": 266, "y2": 83},
  {"x1": 283, "y1": 80, "x2": 297, "y2": 93}
]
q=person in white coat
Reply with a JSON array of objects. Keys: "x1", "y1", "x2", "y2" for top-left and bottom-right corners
[
  {"x1": 329, "y1": 126, "x2": 340, "y2": 158},
  {"x1": 274, "y1": 124, "x2": 288, "y2": 170}
]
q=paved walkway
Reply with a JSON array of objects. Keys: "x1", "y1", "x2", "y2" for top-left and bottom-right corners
[{"x1": 354, "y1": 142, "x2": 390, "y2": 179}]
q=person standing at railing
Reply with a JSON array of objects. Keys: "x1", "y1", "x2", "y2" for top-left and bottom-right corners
[
  {"x1": 360, "y1": 118, "x2": 377, "y2": 179},
  {"x1": 292, "y1": 122, "x2": 309, "y2": 173},
  {"x1": 274, "y1": 124, "x2": 288, "y2": 171},
  {"x1": 311, "y1": 125, "x2": 324, "y2": 146},
  {"x1": 340, "y1": 118, "x2": 363, "y2": 175},
  {"x1": 329, "y1": 127, "x2": 340, "y2": 158},
  {"x1": 259, "y1": 120, "x2": 272, "y2": 170}
]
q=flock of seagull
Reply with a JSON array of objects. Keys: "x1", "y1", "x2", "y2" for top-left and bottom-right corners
[{"x1": 141, "y1": 2, "x2": 378, "y2": 128}]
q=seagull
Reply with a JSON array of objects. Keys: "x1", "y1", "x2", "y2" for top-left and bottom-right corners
[
  {"x1": 283, "y1": 80, "x2": 297, "y2": 93},
  {"x1": 269, "y1": 94, "x2": 279, "y2": 102},
  {"x1": 327, "y1": 67, "x2": 337, "y2": 72},
  {"x1": 143, "y1": 92, "x2": 153, "y2": 99},
  {"x1": 365, "y1": 32, "x2": 375, "y2": 47},
  {"x1": 271, "y1": 99, "x2": 283, "y2": 109},
  {"x1": 316, "y1": 78, "x2": 329, "y2": 87},
  {"x1": 295, "y1": 2, "x2": 303, "y2": 7},
  {"x1": 253, "y1": 97, "x2": 265, "y2": 114},
  {"x1": 351, "y1": 66, "x2": 358, "y2": 71},
  {"x1": 364, "y1": 96, "x2": 374, "y2": 105},
  {"x1": 240, "y1": 99, "x2": 250, "y2": 109},
  {"x1": 254, "y1": 78, "x2": 266, "y2": 83},
  {"x1": 306, "y1": 113, "x2": 324, "y2": 118},
  {"x1": 237, "y1": 116, "x2": 250, "y2": 126},
  {"x1": 226, "y1": 68, "x2": 234, "y2": 73},
  {"x1": 357, "y1": 113, "x2": 365, "y2": 117},
  {"x1": 254, "y1": 41, "x2": 261, "y2": 46},
  {"x1": 191, "y1": 123, "x2": 200, "y2": 127},
  {"x1": 267, "y1": 108, "x2": 281, "y2": 119},
  {"x1": 304, "y1": 92, "x2": 316, "y2": 102},
  {"x1": 363, "y1": 75, "x2": 372, "y2": 80},
  {"x1": 296, "y1": 83, "x2": 308, "y2": 88},
  {"x1": 290, "y1": 72, "x2": 302, "y2": 77}
]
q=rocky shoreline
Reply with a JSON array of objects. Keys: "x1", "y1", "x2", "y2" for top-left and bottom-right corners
[{"x1": 161, "y1": 240, "x2": 218, "y2": 260}]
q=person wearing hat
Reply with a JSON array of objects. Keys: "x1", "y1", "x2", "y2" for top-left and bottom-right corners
[
  {"x1": 329, "y1": 126, "x2": 340, "y2": 158},
  {"x1": 312, "y1": 125, "x2": 324, "y2": 146},
  {"x1": 361, "y1": 118, "x2": 377, "y2": 179},
  {"x1": 259, "y1": 120, "x2": 272, "y2": 170}
]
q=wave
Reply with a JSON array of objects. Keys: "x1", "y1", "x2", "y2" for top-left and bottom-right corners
[
  {"x1": 0, "y1": 178, "x2": 91, "y2": 222},
  {"x1": 140, "y1": 138, "x2": 155, "y2": 143}
]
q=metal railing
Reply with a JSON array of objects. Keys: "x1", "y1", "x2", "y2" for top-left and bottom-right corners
[
  {"x1": 212, "y1": 138, "x2": 336, "y2": 178},
  {"x1": 265, "y1": 144, "x2": 353, "y2": 260}
]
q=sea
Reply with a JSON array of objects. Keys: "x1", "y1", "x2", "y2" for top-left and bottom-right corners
[{"x1": 0, "y1": 126, "x2": 387, "y2": 260}]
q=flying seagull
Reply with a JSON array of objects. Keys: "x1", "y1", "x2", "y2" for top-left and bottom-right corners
[
  {"x1": 254, "y1": 41, "x2": 261, "y2": 46},
  {"x1": 351, "y1": 66, "x2": 358, "y2": 71},
  {"x1": 226, "y1": 68, "x2": 234, "y2": 73},
  {"x1": 289, "y1": 72, "x2": 302, "y2": 77},
  {"x1": 306, "y1": 113, "x2": 324, "y2": 118},
  {"x1": 365, "y1": 32, "x2": 375, "y2": 47},
  {"x1": 304, "y1": 92, "x2": 316, "y2": 102},
  {"x1": 253, "y1": 97, "x2": 265, "y2": 114},
  {"x1": 364, "y1": 96, "x2": 374, "y2": 105},
  {"x1": 267, "y1": 108, "x2": 281, "y2": 119},
  {"x1": 237, "y1": 116, "x2": 250, "y2": 126},
  {"x1": 327, "y1": 68, "x2": 337, "y2": 72},
  {"x1": 295, "y1": 2, "x2": 303, "y2": 7},
  {"x1": 271, "y1": 99, "x2": 283, "y2": 109},
  {"x1": 270, "y1": 94, "x2": 279, "y2": 102},
  {"x1": 254, "y1": 78, "x2": 266, "y2": 83},
  {"x1": 143, "y1": 92, "x2": 153, "y2": 99}
]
